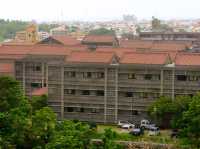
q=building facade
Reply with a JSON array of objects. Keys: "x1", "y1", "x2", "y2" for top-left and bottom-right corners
[{"x1": 1, "y1": 35, "x2": 200, "y2": 124}]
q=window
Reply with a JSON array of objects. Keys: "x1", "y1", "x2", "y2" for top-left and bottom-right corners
[
  {"x1": 91, "y1": 108, "x2": 100, "y2": 113},
  {"x1": 188, "y1": 76, "x2": 198, "y2": 81},
  {"x1": 97, "y1": 72, "x2": 104, "y2": 78},
  {"x1": 31, "y1": 82, "x2": 42, "y2": 88},
  {"x1": 125, "y1": 92, "x2": 133, "y2": 97},
  {"x1": 177, "y1": 75, "x2": 187, "y2": 81},
  {"x1": 141, "y1": 92, "x2": 148, "y2": 98},
  {"x1": 83, "y1": 72, "x2": 92, "y2": 78},
  {"x1": 35, "y1": 66, "x2": 41, "y2": 71},
  {"x1": 64, "y1": 89, "x2": 76, "y2": 95},
  {"x1": 65, "y1": 107, "x2": 74, "y2": 112},
  {"x1": 128, "y1": 73, "x2": 136, "y2": 79},
  {"x1": 77, "y1": 107, "x2": 84, "y2": 112},
  {"x1": 144, "y1": 74, "x2": 152, "y2": 80},
  {"x1": 96, "y1": 90, "x2": 104, "y2": 96},
  {"x1": 69, "y1": 71, "x2": 76, "y2": 78},
  {"x1": 132, "y1": 110, "x2": 138, "y2": 115},
  {"x1": 82, "y1": 90, "x2": 90, "y2": 95}
]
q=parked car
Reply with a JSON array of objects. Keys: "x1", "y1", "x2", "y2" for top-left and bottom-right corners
[
  {"x1": 170, "y1": 129, "x2": 179, "y2": 138},
  {"x1": 148, "y1": 126, "x2": 160, "y2": 136},
  {"x1": 118, "y1": 120, "x2": 131, "y2": 128},
  {"x1": 140, "y1": 119, "x2": 156, "y2": 130},
  {"x1": 129, "y1": 127, "x2": 144, "y2": 136},
  {"x1": 121, "y1": 123, "x2": 135, "y2": 129}
]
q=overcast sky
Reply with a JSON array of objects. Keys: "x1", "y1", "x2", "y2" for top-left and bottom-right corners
[{"x1": 0, "y1": 0, "x2": 199, "y2": 22}]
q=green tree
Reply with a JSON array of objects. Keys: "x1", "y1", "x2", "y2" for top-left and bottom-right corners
[
  {"x1": 148, "y1": 96, "x2": 176, "y2": 127},
  {"x1": 46, "y1": 120, "x2": 94, "y2": 149},
  {"x1": 31, "y1": 95, "x2": 48, "y2": 112},
  {"x1": 176, "y1": 94, "x2": 200, "y2": 148},
  {"x1": 89, "y1": 28, "x2": 115, "y2": 35},
  {"x1": 0, "y1": 19, "x2": 28, "y2": 41},
  {"x1": 30, "y1": 107, "x2": 56, "y2": 148},
  {"x1": 0, "y1": 76, "x2": 24, "y2": 112}
]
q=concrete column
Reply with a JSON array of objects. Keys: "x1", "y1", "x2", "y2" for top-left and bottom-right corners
[
  {"x1": 41, "y1": 63, "x2": 45, "y2": 87},
  {"x1": 61, "y1": 66, "x2": 64, "y2": 119},
  {"x1": 22, "y1": 62, "x2": 26, "y2": 95},
  {"x1": 46, "y1": 64, "x2": 48, "y2": 89},
  {"x1": 160, "y1": 69, "x2": 164, "y2": 96},
  {"x1": 115, "y1": 68, "x2": 119, "y2": 123},
  {"x1": 104, "y1": 68, "x2": 108, "y2": 123},
  {"x1": 172, "y1": 68, "x2": 175, "y2": 100}
]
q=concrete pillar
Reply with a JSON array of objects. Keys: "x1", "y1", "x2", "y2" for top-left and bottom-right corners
[
  {"x1": 46, "y1": 64, "x2": 48, "y2": 89},
  {"x1": 160, "y1": 69, "x2": 164, "y2": 96},
  {"x1": 115, "y1": 68, "x2": 119, "y2": 123},
  {"x1": 41, "y1": 63, "x2": 45, "y2": 87},
  {"x1": 104, "y1": 68, "x2": 108, "y2": 123},
  {"x1": 172, "y1": 68, "x2": 175, "y2": 100},
  {"x1": 61, "y1": 66, "x2": 64, "y2": 119}
]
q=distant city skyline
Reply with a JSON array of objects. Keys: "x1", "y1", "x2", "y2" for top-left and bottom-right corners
[{"x1": 0, "y1": 0, "x2": 200, "y2": 22}]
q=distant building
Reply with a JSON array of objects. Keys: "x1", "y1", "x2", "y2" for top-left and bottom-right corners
[
  {"x1": 38, "y1": 31, "x2": 49, "y2": 41},
  {"x1": 139, "y1": 32, "x2": 200, "y2": 41},
  {"x1": 15, "y1": 24, "x2": 38, "y2": 42},
  {"x1": 123, "y1": 14, "x2": 137, "y2": 23},
  {"x1": 50, "y1": 25, "x2": 68, "y2": 36},
  {"x1": 82, "y1": 35, "x2": 119, "y2": 49}
]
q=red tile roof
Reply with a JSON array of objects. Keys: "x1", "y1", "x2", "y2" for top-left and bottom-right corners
[
  {"x1": 175, "y1": 53, "x2": 200, "y2": 66},
  {"x1": 120, "y1": 40, "x2": 153, "y2": 49},
  {"x1": 28, "y1": 45, "x2": 71, "y2": 56},
  {"x1": 120, "y1": 52, "x2": 170, "y2": 65},
  {"x1": 0, "y1": 45, "x2": 72, "y2": 58},
  {"x1": 66, "y1": 51, "x2": 115, "y2": 63},
  {"x1": 96, "y1": 47, "x2": 136, "y2": 57},
  {"x1": 32, "y1": 87, "x2": 48, "y2": 96},
  {"x1": 0, "y1": 63, "x2": 14, "y2": 73},
  {"x1": 120, "y1": 40, "x2": 189, "y2": 52},
  {"x1": 82, "y1": 35, "x2": 117, "y2": 43},
  {"x1": 51, "y1": 35, "x2": 81, "y2": 46}
]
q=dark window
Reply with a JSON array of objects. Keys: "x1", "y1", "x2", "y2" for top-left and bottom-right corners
[
  {"x1": 96, "y1": 90, "x2": 104, "y2": 96},
  {"x1": 77, "y1": 107, "x2": 84, "y2": 112},
  {"x1": 64, "y1": 89, "x2": 76, "y2": 95},
  {"x1": 128, "y1": 73, "x2": 136, "y2": 79},
  {"x1": 31, "y1": 82, "x2": 42, "y2": 88},
  {"x1": 97, "y1": 72, "x2": 104, "y2": 78},
  {"x1": 177, "y1": 75, "x2": 187, "y2": 81},
  {"x1": 132, "y1": 110, "x2": 138, "y2": 115},
  {"x1": 91, "y1": 108, "x2": 100, "y2": 113},
  {"x1": 69, "y1": 72, "x2": 76, "y2": 77},
  {"x1": 65, "y1": 107, "x2": 74, "y2": 112},
  {"x1": 86, "y1": 72, "x2": 92, "y2": 78},
  {"x1": 125, "y1": 92, "x2": 133, "y2": 97},
  {"x1": 82, "y1": 90, "x2": 90, "y2": 95},
  {"x1": 144, "y1": 74, "x2": 152, "y2": 80},
  {"x1": 35, "y1": 66, "x2": 41, "y2": 71}
]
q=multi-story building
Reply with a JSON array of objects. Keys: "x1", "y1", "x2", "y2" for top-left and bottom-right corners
[{"x1": 0, "y1": 35, "x2": 200, "y2": 124}]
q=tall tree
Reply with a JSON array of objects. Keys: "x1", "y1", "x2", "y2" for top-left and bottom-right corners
[{"x1": 0, "y1": 76, "x2": 24, "y2": 112}]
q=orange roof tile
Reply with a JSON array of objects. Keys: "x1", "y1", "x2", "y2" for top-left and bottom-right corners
[
  {"x1": 51, "y1": 35, "x2": 81, "y2": 46},
  {"x1": 32, "y1": 87, "x2": 48, "y2": 96},
  {"x1": 120, "y1": 52, "x2": 170, "y2": 65},
  {"x1": 82, "y1": 35, "x2": 117, "y2": 43},
  {"x1": 96, "y1": 47, "x2": 136, "y2": 57},
  {"x1": 120, "y1": 40, "x2": 153, "y2": 49},
  {"x1": 28, "y1": 45, "x2": 71, "y2": 56},
  {"x1": 66, "y1": 51, "x2": 115, "y2": 63},
  {"x1": 175, "y1": 53, "x2": 200, "y2": 66},
  {"x1": 0, "y1": 63, "x2": 14, "y2": 73}
]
